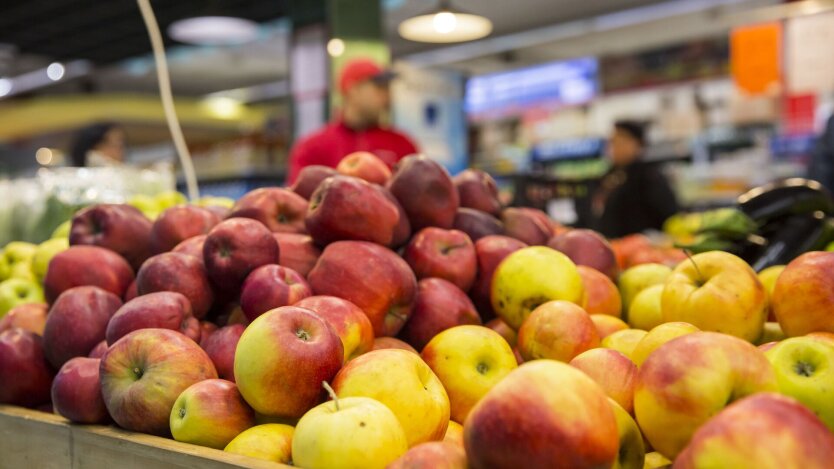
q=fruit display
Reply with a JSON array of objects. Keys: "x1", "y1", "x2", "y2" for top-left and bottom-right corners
[{"x1": 3, "y1": 155, "x2": 834, "y2": 469}]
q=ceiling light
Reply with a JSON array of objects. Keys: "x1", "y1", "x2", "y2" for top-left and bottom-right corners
[
  {"x1": 202, "y1": 96, "x2": 244, "y2": 119},
  {"x1": 398, "y1": 0, "x2": 492, "y2": 43},
  {"x1": 168, "y1": 16, "x2": 259, "y2": 46},
  {"x1": 0, "y1": 78, "x2": 11, "y2": 97},
  {"x1": 327, "y1": 38, "x2": 346, "y2": 57},
  {"x1": 46, "y1": 62, "x2": 65, "y2": 81},
  {"x1": 35, "y1": 148, "x2": 54, "y2": 165}
]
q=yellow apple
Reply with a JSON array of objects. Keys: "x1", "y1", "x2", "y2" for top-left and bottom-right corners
[
  {"x1": 602, "y1": 329, "x2": 648, "y2": 360},
  {"x1": 590, "y1": 314, "x2": 629, "y2": 339},
  {"x1": 224, "y1": 423, "x2": 293, "y2": 463},
  {"x1": 443, "y1": 421, "x2": 464, "y2": 447},
  {"x1": 169, "y1": 379, "x2": 255, "y2": 449},
  {"x1": 570, "y1": 348, "x2": 638, "y2": 414},
  {"x1": 421, "y1": 325, "x2": 517, "y2": 424},
  {"x1": 517, "y1": 300, "x2": 599, "y2": 362},
  {"x1": 51, "y1": 220, "x2": 72, "y2": 239},
  {"x1": 618, "y1": 263, "x2": 672, "y2": 314},
  {"x1": 292, "y1": 395, "x2": 408, "y2": 469},
  {"x1": 31, "y1": 238, "x2": 69, "y2": 281},
  {"x1": 609, "y1": 398, "x2": 645, "y2": 469},
  {"x1": 631, "y1": 322, "x2": 700, "y2": 367},
  {"x1": 662, "y1": 251, "x2": 766, "y2": 342},
  {"x1": 757, "y1": 321, "x2": 786, "y2": 345},
  {"x1": 627, "y1": 284, "x2": 664, "y2": 331},
  {"x1": 643, "y1": 452, "x2": 671, "y2": 469},
  {"x1": 758, "y1": 265, "x2": 785, "y2": 297}
]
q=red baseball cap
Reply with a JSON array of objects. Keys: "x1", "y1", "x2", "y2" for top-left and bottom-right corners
[{"x1": 339, "y1": 58, "x2": 395, "y2": 94}]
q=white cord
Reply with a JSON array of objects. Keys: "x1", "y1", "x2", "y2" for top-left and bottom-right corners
[{"x1": 136, "y1": 0, "x2": 200, "y2": 201}]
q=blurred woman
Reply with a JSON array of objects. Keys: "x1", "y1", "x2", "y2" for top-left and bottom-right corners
[{"x1": 68, "y1": 122, "x2": 126, "y2": 167}]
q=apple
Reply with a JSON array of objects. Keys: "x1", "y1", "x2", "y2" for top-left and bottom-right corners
[
  {"x1": 500, "y1": 207, "x2": 552, "y2": 246},
  {"x1": 372, "y1": 337, "x2": 417, "y2": 354},
  {"x1": 100, "y1": 328, "x2": 218, "y2": 436},
  {"x1": 172, "y1": 234, "x2": 207, "y2": 261},
  {"x1": 150, "y1": 206, "x2": 220, "y2": 253},
  {"x1": 470, "y1": 235, "x2": 527, "y2": 321},
  {"x1": 199, "y1": 321, "x2": 218, "y2": 346},
  {"x1": 196, "y1": 195, "x2": 235, "y2": 209},
  {"x1": 765, "y1": 336, "x2": 834, "y2": 431},
  {"x1": 444, "y1": 420, "x2": 464, "y2": 447},
  {"x1": 240, "y1": 264, "x2": 312, "y2": 321},
  {"x1": 51, "y1": 220, "x2": 72, "y2": 239},
  {"x1": 773, "y1": 251, "x2": 834, "y2": 336},
  {"x1": 377, "y1": 185, "x2": 412, "y2": 248},
  {"x1": 675, "y1": 393, "x2": 834, "y2": 469},
  {"x1": 69, "y1": 203, "x2": 153, "y2": 269},
  {"x1": 234, "y1": 306, "x2": 343, "y2": 418},
  {"x1": 569, "y1": 348, "x2": 638, "y2": 414},
  {"x1": 387, "y1": 154, "x2": 459, "y2": 230},
  {"x1": 200, "y1": 324, "x2": 244, "y2": 382},
  {"x1": 578, "y1": 265, "x2": 622, "y2": 317},
  {"x1": 626, "y1": 284, "x2": 664, "y2": 331},
  {"x1": 608, "y1": 398, "x2": 645, "y2": 469},
  {"x1": 601, "y1": 329, "x2": 648, "y2": 360},
  {"x1": 122, "y1": 279, "x2": 138, "y2": 302},
  {"x1": 403, "y1": 228, "x2": 477, "y2": 291},
  {"x1": 43, "y1": 286, "x2": 122, "y2": 368},
  {"x1": 0, "y1": 302, "x2": 47, "y2": 335},
  {"x1": 305, "y1": 175, "x2": 401, "y2": 247},
  {"x1": 2, "y1": 241, "x2": 37, "y2": 266},
  {"x1": 422, "y1": 325, "x2": 517, "y2": 423},
  {"x1": 292, "y1": 395, "x2": 408, "y2": 469},
  {"x1": 51, "y1": 357, "x2": 109, "y2": 423},
  {"x1": 388, "y1": 441, "x2": 467, "y2": 469},
  {"x1": 308, "y1": 240, "x2": 417, "y2": 337},
  {"x1": 154, "y1": 191, "x2": 188, "y2": 211},
  {"x1": 758, "y1": 321, "x2": 786, "y2": 345},
  {"x1": 0, "y1": 278, "x2": 44, "y2": 318},
  {"x1": 44, "y1": 245, "x2": 134, "y2": 303},
  {"x1": 485, "y1": 318, "x2": 517, "y2": 347},
  {"x1": 333, "y1": 348, "x2": 449, "y2": 447},
  {"x1": 336, "y1": 151, "x2": 392, "y2": 184},
  {"x1": 136, "y1": 252, "x2": 214, "y2": 319},
  {"x1": 452, "y1": 208, "x2": 504, "y2": 242},
  {"x1": 106, "y1": 291, "x2": 200, "y2": 345},
  {"x1": 631, "y1": 321, "x2": 700, "y2": 367},
  {"x1": 224, "y1": 423, "x2": 294, "y2": 463},
  {"x1": 617, "y1": 263, "x2": 672, "y2": 315},
  {"x1": 759, "y1": 264, "x2": 785, "y2": 321},
  {"x1": 662, "y1": 251, "x2": 767, "y2": 342},
  {"x1": 517, "y1": 301, "x2": 599, "y2": 362},
  {"x1": 291, "y1": 165, "x2": 338, "y2": 200},
  {"x1": 229, "y1": 188, "x2": 308, "y2": 234},
  {"x1": 203, "y1": 218, "x2": 280, "y2": 293},
  {"x1": 453, "y1": 168, "x2": 501, "y2": 216},
  {"x1": 0, "y1": 328, "x2": 53, "y2": 407},
  {"x1": 643, "y1": 452, "x2": 671, "y2": 469},
  {"x1": 399, "y1": 278, "x2": 481, "y2": 351},
  {"x1": 294, "y1": 295, "x2": 374, "y2": 362},
  {"x1": 589, "y1": 315, "x2": 629, "y2": 340},
  {"x1": 9, "y1": 260, "x2": 35, "y2": 282},
  {"x1": 492, "y1": 246, "x2": 584, "y2": 330},
  {"x1": 549, "y1": 229, "x2": 619, "y2": 280},
  {"x1": 464, "y1": 360, "x2": 618, "y2": 469},
  {"x1": 127, "y1": 194, "x2": 161, "y2": 220},
  {"x1": 634, "y1": 332, "x2": 778, "y2": 458},
  {"x1": 88, "y1": 340, "x2": 108, "y2": 359},
  {"x1": 170, "y1": 379, "x2": 256, "y2": 449},
  {"x1": 31, "y1": 238, "x2": 69, "y2": 281},
  {"x1": 273, "y1": 233, "x2": 321, "y2": 277}
]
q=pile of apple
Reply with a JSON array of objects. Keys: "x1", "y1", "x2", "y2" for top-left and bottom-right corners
[{"x1": 3, "y1": 151, "x2": 834, "y2": 469}]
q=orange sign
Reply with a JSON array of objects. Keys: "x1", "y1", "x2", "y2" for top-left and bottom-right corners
[{"x1": 731, "y1": 22, "x2": 781, "y2": 95}]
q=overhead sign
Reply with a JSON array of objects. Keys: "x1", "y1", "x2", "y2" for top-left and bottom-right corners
[
  {"x1": 730, "y1": 22, "x2": 781, "y2": 95},
  {"x1": 786, "y1": 12, "x2": 834, "y2": 94}
]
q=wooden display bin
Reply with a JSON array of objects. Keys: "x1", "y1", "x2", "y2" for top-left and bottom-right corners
[{"x1": 0, "y1": 405, "x2": 290, "y2": 469}]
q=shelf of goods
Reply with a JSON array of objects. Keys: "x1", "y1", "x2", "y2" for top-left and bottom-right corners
[{"x1": 0, "y1": 405, "x2": 289, "y2": 469}]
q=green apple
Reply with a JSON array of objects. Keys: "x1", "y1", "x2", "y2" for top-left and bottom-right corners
[
  {"x1": 155, "y1": 191, "x2": 188, "y2": 210},
  {"x1": 644, "y1": 452, "x2": 671, "y2": 468},
  {"x1": 196, "y1": 196, "x2": 235, "y2": 209},
  {"x1": 9, "y1": 262, "x2": 36, "y2": 282},
  {"x1": 292, "y1": 395, "x2": 408, "y2": 469},
  {"x1": 224, "y1": 423, "x2": 294, "y2": 464},
  {"x1": 3, "y1": 242, "x2": 37, "y2": 269},
  {"x1": 31, "y1": 238, "x2": 69, "y2": 281},
  {"x1": 626, "y1": 284, "x2": 664, "y2": 331},
  {"x1": 765, "y1": 337, "x2": 834, "y2": 431},
  {"x1": 0, "y1": 278, "x2": 45, "y2": 317},
  {"x1": 127, "y1": 194, "x2": 161, "y2": 220},
  {"x1": 601, "y1": 329, "x2": 648, "y2": 360},
  {"x1": 609, "y1": 398, "x2": 645, "y2": 469},
  {"x1": 0, "y1": 255, "x2": 9, "y2": 282},
  {"x1": 51, "y1": 220, "x2": 72, "y2": 239},
  {"x1": 618, "y1": 263, "x2": 672, "y2": 316}
]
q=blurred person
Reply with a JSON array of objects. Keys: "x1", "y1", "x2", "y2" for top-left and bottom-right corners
[
  {"x1": 810, "y1": 113, "x2": 834, "y2": 193},
  {"x1": 69, "y1": 122, "x2": 126, "y2": 167},
  {"x1": 286, "y1": 58, "x2": 418, "y2": 183},
  {"x1": 589, "y1": 120, "x2": 679, "y2": 238}
]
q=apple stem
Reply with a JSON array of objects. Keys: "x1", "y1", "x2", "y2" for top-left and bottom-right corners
[
  {"x1": 683, "y1": 249, "x2": 705, "y2": 285},
  {"x1": 322, "y1": 381, "x2": 339, "y2": 411}
]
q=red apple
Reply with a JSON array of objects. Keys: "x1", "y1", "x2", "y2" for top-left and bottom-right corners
[
  {"x1": 388, "y1": 441, "x2": 467, "y2": 469},
  {"x1": 336, "y1": 151, "x2": 392, "y2": 185},
  {"x1": 404, "y1": 228, "x2": 477, "y2": 291},
  {"x1": 549, "y1": 229, "x2": 619, "y2": 280},
  {"x1": 51, "y1": 357, "x2": 109, "y2": 423},
  {"x1": 201, "y1": 324, "x2": 245, "y2": 382},
  {"x1": 399, "y1": 278, "x2": 481, "y2": 351},
  {"x1": 150, "y1": 206, "x2": 220, "y2": 253},
  {"x1": 203, "y1": 218, "x2": 280, "y2": 293},
  {"x1": 308, "y1": 241, "x2": 417, "y2": 337},
  {"x1": 240, "y1": 265, "x2": 312, "y2": 321},
  {"x1": 373, "y1": 337, "x2": 418, "y2": 354},
  {"x1": 387, "y1": 155, "x2": 459, "y2": 230},
  {"x1": 172, "y1": 234, "x2": 207, "y2": 261},
  {"x1": 485, "y1": 318, "x2": 517, "y2": 348},
  {"x1": 88, "y1": 340, "x2": 108, "y2": 359},
  {"x1": 501, "y1": 207, "x2": 552, "y2": 246},
  {"x1": 234, "y1": 306, "x2": 343, "y2": 418},
  {"x1": 773, "y1": 251, "x2": 834, "y2": 336},
  {"x1": 199, "y1": 321, "x2": 218, "y2": 347},
  {"x1": 517, "y1": 301, "x2": 600, "y2": 362},
  {"x1": 100, "y1": 328, "x2": 218, "y2": 436},
  {"x1": 453, "y1": 168, "x2": 501, "y2": 216},
  {"x1": 43, "y1": 286, "x2": 122, "y2": 368},
  {"x1": 123, "y1": 280, "x2": 138, "y2": 302},
  {"x1": 0, "y1": 328, "x2": 53, "y2": 407},
  {"x1": 378, "y1": 185, "x2": 412, "y2": 247},
  {"x1": 70, "y1": 203, "x2": 153, "y2": 269},
  {"x1": 294, "y1": 295, "x2": 375, "y2": 361},
  {"x1": 0, "y1": 302, "x2": 48, "y2": 335},
  {"x1": 136, "y1": 252, "x2": 214, "y2": 319},
  {"x1": 569, "y1": 348, "x2": 638, "y2": 414},
  {"x1": 470, "y1": 236, "x2": 528, "y2": 321},
  {"x1": 577, "y1": 266, "x2": 622, "y2": 317},
  {"x1": 106, "y1": 292, "x2": 200, "y2": 345},
  {"x1": 452, "y1": 208, "x2": 504, "y2": 242},
  {"x1": 44, "y1": 245, "x2": 134, "y2": 303},
  {"x1": 305, "y1": 175, "x2": 401, "y2": 247},
  {"x1": 273, "y1": 233, "x2": 321, "y2": 277},
  {"x1": 291, "y1": 165, "x2": 338, "y2": 200},
  {"x1": 170, "y1": 378, "x2": 256, "y2": 449},
  {"x1": 229, "y1": 188, "x2": 308, "y2": 234}
]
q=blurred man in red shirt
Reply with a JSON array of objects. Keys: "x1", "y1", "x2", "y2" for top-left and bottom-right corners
[{"x1": 286, "y1": 58, "x2": 418, "y2": 184}]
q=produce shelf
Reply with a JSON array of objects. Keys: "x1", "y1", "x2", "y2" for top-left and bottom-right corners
[{"x1": 0, "y1": 405, "x2": 289, "y2": 469}]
